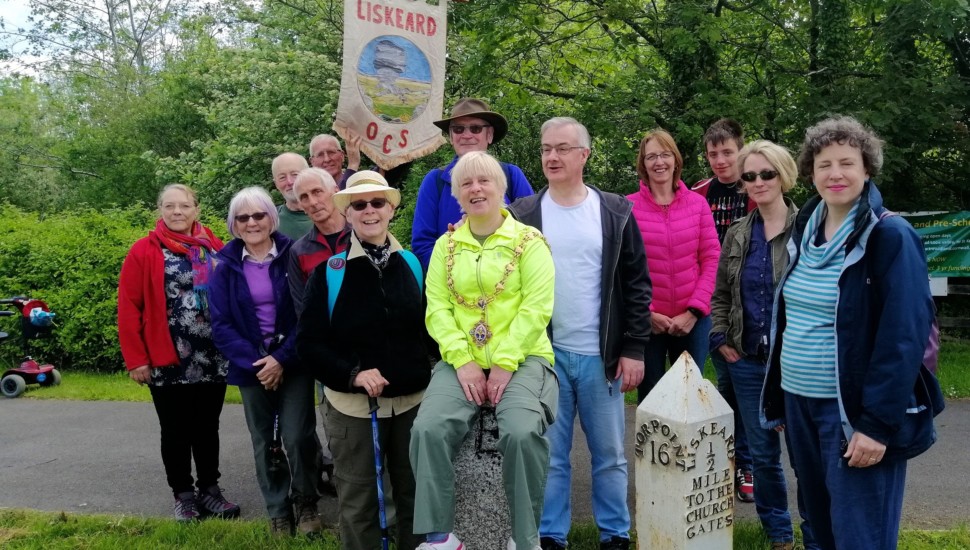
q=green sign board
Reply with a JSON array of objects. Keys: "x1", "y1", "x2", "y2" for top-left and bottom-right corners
[{"x1": 903, "y1": 211, "x2": 970, "y2": 277}]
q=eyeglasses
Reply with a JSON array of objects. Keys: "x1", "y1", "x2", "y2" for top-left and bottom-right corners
[
  {"x1": 450, "y1": 124, "x2": 490, "y2": 135},
  {"x1": 540, "y1": 145, "x2": 585, "y2": 156},
  {"x1": 740, "y1": 170, "x2": 779, "y2": 182},
  {"x1": 312, "y1": 149, "x2": 342, "y2": 158},
  {"x1": 643, "y1": 152, "x2": 675, "y2": 162},
  {"x1": 349, "y1": 198, "x2": 389, "y2": 211},
  {"x1": 234, "y1": 212, "x2": 269, "y2": 224}
]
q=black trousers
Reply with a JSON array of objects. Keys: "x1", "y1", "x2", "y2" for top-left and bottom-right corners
[{"x1": 149, "y1": 382, "x2": 227, "y2": 495}]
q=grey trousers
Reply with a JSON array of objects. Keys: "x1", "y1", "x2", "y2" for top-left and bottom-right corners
[
  {"x1": 239, "y1": 370, "x2": 320, "y2": 518},
  {"x1": 410, "y1": 357, "x2": 559, "y2": 549}
]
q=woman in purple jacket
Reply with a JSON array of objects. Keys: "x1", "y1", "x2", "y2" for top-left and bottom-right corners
[
  {"x1": 209, "y1": 187, "x2": 321, "y2": 537},
  {"x1": 627, "y1": 129, "x2": 720, "y2": 402}
]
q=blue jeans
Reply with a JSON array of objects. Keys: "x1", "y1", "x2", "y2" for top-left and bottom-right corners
[
  {"x1": 784, "y1": 392, "x2": 907, "y2": 550},
  {"x1": 638, "y1": 315, "x2": 711, "y2": 403},
  {"x1": 540, "y1": 347, "x2": 629, "y2": 545},
  {"x1": 725, "y1": 356, "x2": 792, "y2": 542},
  {"x1": 711, "y1": 352, "x2": 752, "y2": 470}
]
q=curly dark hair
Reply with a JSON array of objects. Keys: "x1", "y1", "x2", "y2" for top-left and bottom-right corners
[{"x1": 797, "y1": 116, "x2": 884, "y2": 179}]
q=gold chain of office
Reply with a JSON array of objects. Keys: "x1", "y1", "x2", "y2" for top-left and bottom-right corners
[{"x1": 445, "y1": 228, "x2": 546, "y2": 347}]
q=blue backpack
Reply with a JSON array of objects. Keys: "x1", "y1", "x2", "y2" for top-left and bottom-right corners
[{"x1": 325, "y1": 250, "x2": 423, "y2": 321}]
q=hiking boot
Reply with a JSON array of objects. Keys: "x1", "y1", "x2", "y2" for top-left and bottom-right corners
[
  {"x1": 174, "y1": 491, "x2": 200, "y2": 522},
  {"x1": 416, "y1": 533, "x2": 464, "y2": 549},
  {"x1": 270, "y1": 516, "x2": 294, "y2": 537},
  {"x1": 770, "y1": 542, "x2": 794, "y2": 550},
  {"x1": 599, "y1": 536, "x2": 630, "y2": 550},
  {"x1": 196, "y1": 485, "x2": 241, "y2": 519},
  {"x1": 540, "y1": 536, "x2": 566, "y2": 550},
  {"x1": 736, "y1": 468, "x2": 755, "y2": 503},
  {"x1": 294, "y1": 496, "x2": 322, "y2": 536}
]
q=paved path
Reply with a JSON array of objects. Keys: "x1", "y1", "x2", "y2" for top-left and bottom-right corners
[{"x1": 0, "y1": 398, "x2": 966, "y2": 529}]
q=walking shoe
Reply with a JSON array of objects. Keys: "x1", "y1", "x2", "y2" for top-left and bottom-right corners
[
  {"x1": 599, "y1": 536, "x2": 630, "y2": 550},
  {"x1": 173, "y1": 491, "x2": 200, "y2": 522},
  {"x1": 270, "y1": 516, "x2": 294, "y2": 537},
  {"x1": 416, "y1": 533, "x2": 464, "y2": 549},
  {"x1": 196, "y1": 485, "x2": 241, "y2": 519},
  {"x1": 736, "y1": 468, "x2": 755, "y2": 503},
  {"x1": 507, "y1": 537, "x2": 542, "y2": 550},
  {"x1": 294, "y1": 496, "x2": 322, "y2": 536},
  {"x1": 540, "y1": 536, "x2": 566, "y2": 550},
  {"x1": 770, "y1": 542, "x2": 794, "y2": 550}
]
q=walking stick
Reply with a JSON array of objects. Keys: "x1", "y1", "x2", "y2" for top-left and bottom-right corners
[{"x1": 368, "y1": 397, "x2": 390, "y2": 550}]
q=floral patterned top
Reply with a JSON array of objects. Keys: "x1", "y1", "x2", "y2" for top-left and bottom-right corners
[{"x1": 149, "y1": 248, "x2": 227, "y2": 386}]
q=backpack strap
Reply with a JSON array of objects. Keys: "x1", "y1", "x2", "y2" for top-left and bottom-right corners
[
  {"x1": 399, "y1": 249, "x2": 424, "y2": 294},
  {"x1": 326, "y1": 249, "x2": 423, "y2": 321},
  {"x1": 325, "y1": 251, "x2": 349, "y2": 321}
]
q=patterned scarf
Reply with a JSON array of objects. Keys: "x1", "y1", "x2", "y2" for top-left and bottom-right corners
[
  {"x1": 154, "y1": 218, "x2": 218, "y2": 311},
  {"x1": 358, "y1": 234, "x2": 392, "y2": 269}
]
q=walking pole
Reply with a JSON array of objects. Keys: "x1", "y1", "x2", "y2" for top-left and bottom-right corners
[{"x1": 368, "y1": 397, "x2": 390, "y2": 550}]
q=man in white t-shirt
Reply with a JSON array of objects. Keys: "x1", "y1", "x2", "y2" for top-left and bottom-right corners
[{"x1": 509, "y1": 117, "x2": 652, "y2": 550}]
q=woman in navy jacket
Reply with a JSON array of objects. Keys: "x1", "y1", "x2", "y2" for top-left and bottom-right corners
[
  {"x1": 209, "y1": 187, "x2": 321, "y2": 537},
  {"x1": 761, "y1": 117, "x2": 937, "y2": 550}
]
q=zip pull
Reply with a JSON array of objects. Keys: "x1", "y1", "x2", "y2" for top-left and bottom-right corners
[{"x1": 607, "y1": 377, "x2": 613, "y2": 396}]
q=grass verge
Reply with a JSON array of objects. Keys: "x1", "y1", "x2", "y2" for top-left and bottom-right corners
[
  {"x1": 17, "y1": 371, "x2": 243, "y2": 404},
  {"x1": 1, "y1": 509, "x2": 967, "y2": 549}
]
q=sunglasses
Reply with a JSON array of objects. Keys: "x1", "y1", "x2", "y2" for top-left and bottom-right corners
[
  {"x1": 234, "y1": 212, "x2": 269, "y2": 223},
  {"x1": 349, "y1": 198, "x2": 389, "y2": 211},
  {"x1": 450, "y1": 124, "x2": 490, "y2": 135},
  {"x1": 740, "y1": 170, "x2": 779, "y2": 182}
]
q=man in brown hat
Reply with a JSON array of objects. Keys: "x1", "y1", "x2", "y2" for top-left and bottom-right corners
[{"x1": 410, "y1": 98, "x2": 534, "y2": 270}]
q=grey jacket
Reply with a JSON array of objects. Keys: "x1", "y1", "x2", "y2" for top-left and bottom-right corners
[{"x1": 509, "y1": 186, "x2": 652, "y2": 380}]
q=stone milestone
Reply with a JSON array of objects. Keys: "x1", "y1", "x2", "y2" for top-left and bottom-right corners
[
  {"x1": 453, "y1": 406, "x2": 512, "y2": 548},
  {"x1": 635, "y1": 352, "x2": 735, "y2": 549}
]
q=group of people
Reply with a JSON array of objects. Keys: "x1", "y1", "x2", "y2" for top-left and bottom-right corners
[{"x1": 117, "y1": 95, "x2": 938, "y2": 550}]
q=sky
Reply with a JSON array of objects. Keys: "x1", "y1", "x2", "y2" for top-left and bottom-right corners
[{"x1": 1, "y1": 0, "x2": 37, "y2": 75}]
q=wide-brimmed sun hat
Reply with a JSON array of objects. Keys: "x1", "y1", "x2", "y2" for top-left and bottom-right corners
[
  {"x1": 332, "y1": 170, "x2": 401, "y2": 211},
  {"x1": 433, "y1": 98, "x2": 509, "y2": 144}
]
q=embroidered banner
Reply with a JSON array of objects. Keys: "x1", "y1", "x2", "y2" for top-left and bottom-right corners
[{"x1": 334, "y1": 0, "x2": 448, "y2": 170}]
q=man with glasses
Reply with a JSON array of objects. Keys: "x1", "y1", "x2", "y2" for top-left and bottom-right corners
[
  {"x1": 308, "y1": 132, "x2": 362, "y2": 190},
  {"x1": 509, "y1": 117, "x2": 652, "y2": 550},
  {"x1": 410, "y1": 98, "x2": 534, "y2": 270},
  {"x1": 272, "y1": 153, "x2": 315, "y2": 239}
]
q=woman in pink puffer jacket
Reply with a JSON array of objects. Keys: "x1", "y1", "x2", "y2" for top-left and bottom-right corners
[{"x1": 627, "y1": 129, "x2": 720, "y2": 402}]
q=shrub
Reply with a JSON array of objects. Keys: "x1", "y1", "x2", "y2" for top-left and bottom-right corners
[{"x1": 0, "y1": 203, "x2": 227, "y2": 372}]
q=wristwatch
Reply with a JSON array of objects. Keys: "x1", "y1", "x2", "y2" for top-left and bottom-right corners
[{"x1": 688, "y1": 307, "x2": 703, "y2": 319}]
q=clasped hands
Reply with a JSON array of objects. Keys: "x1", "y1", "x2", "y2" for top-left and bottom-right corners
[{"x1": 651, "y1": 311, "x2": 697, "y2": 337}]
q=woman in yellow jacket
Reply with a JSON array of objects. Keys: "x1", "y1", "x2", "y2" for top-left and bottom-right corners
[{"x1": 411, "y1": 151, "x2": 558, "y2": 550}]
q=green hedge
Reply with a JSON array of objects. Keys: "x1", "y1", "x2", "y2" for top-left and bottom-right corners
[{"x1": 0, "y1": 203, "x2": 231, "y2": 372}]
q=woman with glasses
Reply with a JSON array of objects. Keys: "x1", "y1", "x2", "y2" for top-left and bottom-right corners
[
  {"x1": 297, "y1": 171, "x2": 431, "y2": 550},
  {"x1": 118, "y1": 184, "x2": 238, "y2": 522},
  {"x1": 209, "y1": 187, "x2": 322, "y2": 537},
  {"x1": 627, "y1": 129, "x2": 720, "y2": 402},
  {"x1": 761, "y1": 117, "x2": 937, "y2": 549},
  {"x1": 411, "y1": 151, "x2": 557, "y2": 550},
  {"x1": 709, "y1": 141, "x2": 797, "y2": 550},
  {"x1": 410, "y1": 98, "x2": 534, "y2": 271}
]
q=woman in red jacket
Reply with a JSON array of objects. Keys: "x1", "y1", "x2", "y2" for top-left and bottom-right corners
[
  {"x1": 117, "y1": 184, "x2": 239, "y2": 522},
  {"x1": 627, "y1": 129, "x2": 721, "y2": 403}
]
